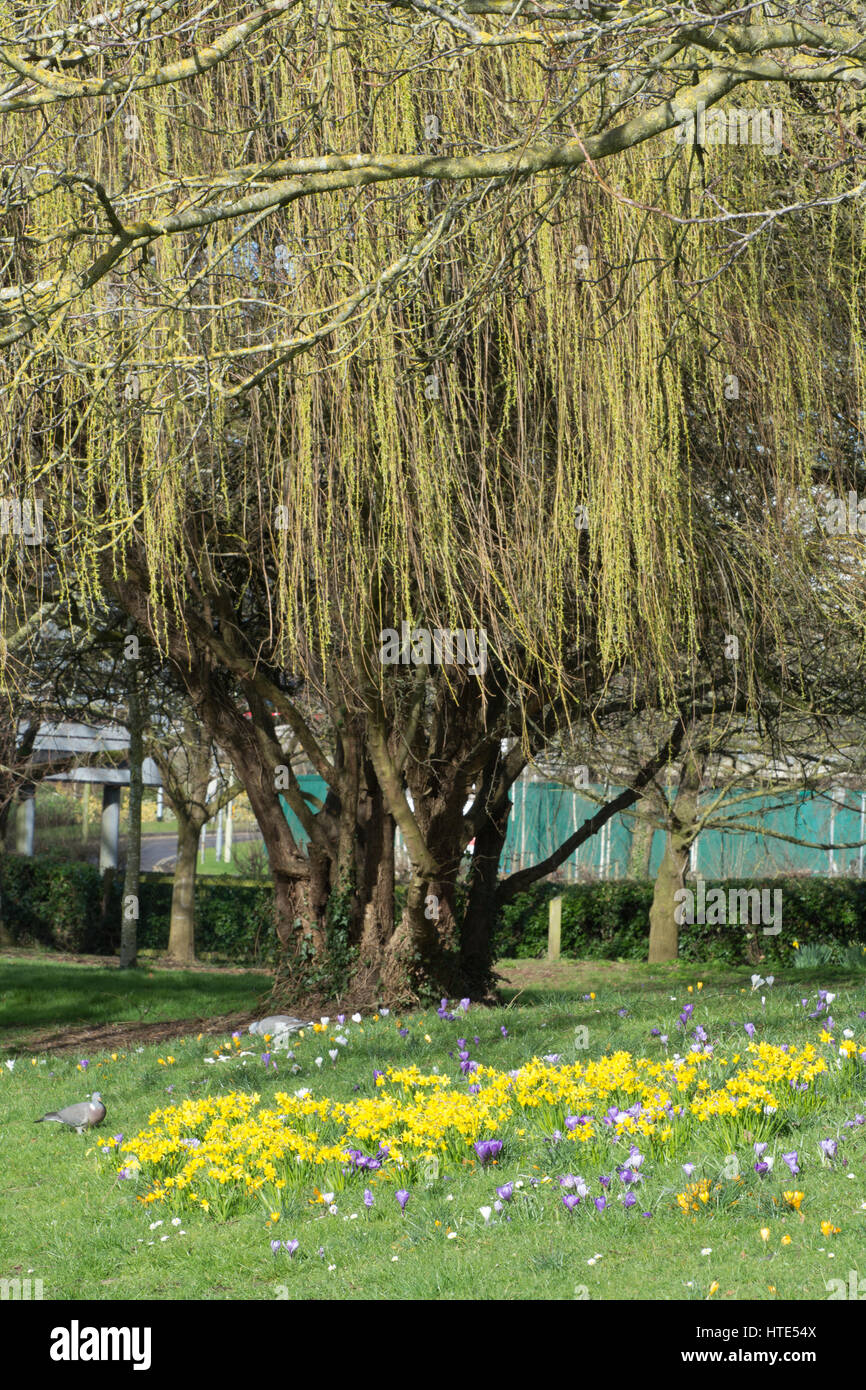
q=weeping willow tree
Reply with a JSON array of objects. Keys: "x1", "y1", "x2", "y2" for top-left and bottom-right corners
[{"x1": 1, "y1": 1, "x2": 865, "y2": 1003}]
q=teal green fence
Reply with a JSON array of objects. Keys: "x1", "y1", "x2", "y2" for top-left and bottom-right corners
[{"x1": 278, "y1": 778, "x2": 866, "y2": 881}]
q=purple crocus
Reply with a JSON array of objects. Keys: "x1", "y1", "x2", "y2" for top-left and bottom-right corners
[
  {"x1": 337, "y1": 1014, "x2": 346, "y2": 1025},
  {"x1": 270, "y1": 1239, "x2": 282, "y2": 1255},
  {"x1": 782, "y1": 1151, "x2": 799, "y2": 1175},
  {"x1": 363, "y1": 1189, "x2": 374, "y2": 1208},
  {"x1": 284, "y1": 1240, "x2": 299, "y2": 1257},
  {"x1": 501, "y1": 1026, "x2": 508, "y2": 1037},
  {"x1": 682, "y1": 1162, "x2": 696, "y2": 1177},
  {"x1": 754, "y1": 1142, "x2": 768, "y2": 1157},
  {"x1": 459, "y1": 999, "x2": 471, "y2": 1012},
  {"x1": 398, "y1": 1027, "x2": 409, "y2": 1038},
  {"x1": 819, "y1": 1138, "x2": 838, "y2": 1159},
  {"x1": 474, "y1": 1139, "x2": 503, "y2": 1165},
  {"x1": 496, "y1": 1182, "x2": 514, "y2": 1202},
  {"x1": 754, "y1": 1161, "x2": 769, "y2": 1177},
  {"x1": 261, "y1": 1052, "x2": 272, "y2": 1067},
  {"x1": 562, "y1": 1194, "x2": 580, "y2": 1212},
  {"x1": 594, "y1": 1196, "x2": 607, "y2": 1212},
  {"x1": 650, "y1": 1027, "x2": 661, "y2": 1037},
  {"x1": 396, "y1": 1189, "x2": 410, "y2": 1212},
  {"x1": 565, "y1": 1115, "x2": 581, "y2": 1132},
  {"x1": 622, "y1": 1192, "x2": 637, "y2": 1209},
  {"x1": 79, "y1": 1059, "x2": 89, "y2": 1071},
  {"x1": 744, "y1": 1022, "x2": 756, "y2": 1039},
  {"x1": 598, "y1": 1174, "x2": 611, "y2": 1189}
]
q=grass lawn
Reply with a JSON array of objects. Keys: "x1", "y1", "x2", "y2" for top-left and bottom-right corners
[
  {"x1": 0, "y1": 956, "x2": 271, "y2": 1046},
  {"x1": 1, "y1": 957, "x2": 864, "y2": 1301}
]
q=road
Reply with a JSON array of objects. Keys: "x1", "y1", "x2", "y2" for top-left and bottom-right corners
[{"x1": 141, "y1": 829, "x2": 263, "y2": 872}]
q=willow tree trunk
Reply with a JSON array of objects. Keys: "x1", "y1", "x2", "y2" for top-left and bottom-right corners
[
  {"x1": 381, "y1": 756, "x2": 469, "y2": 1006},
  {"x1": 647, "y1": 752, "x2": 701, "y2": 963},
  {"x1": 166, "y1": 816, "x2": 199, "y2": 963},
  {"x1": 460, "y1": 782, "x2": 511, "y2": 998},
  {"x1": 628, "y1": 797, "x2": 656, "y2": 879},
  {"x1": 119, "y1": 674, "x2": 143, "y2": 970}
]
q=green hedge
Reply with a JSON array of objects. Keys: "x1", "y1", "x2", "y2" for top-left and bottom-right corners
[
  {"x1": 2, "y1": 857, "x2": 865, "y2": 967},
  {"x1": 0, "y1": 857, "x2": 277, "y2": 963},
  {"x1": 492, "y1": 877, "x2": 866, "y2": 967}
]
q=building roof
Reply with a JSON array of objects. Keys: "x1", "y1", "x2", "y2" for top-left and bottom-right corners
[{"x1": 21, "y1": 721, "x2": 162, "y2": 785}]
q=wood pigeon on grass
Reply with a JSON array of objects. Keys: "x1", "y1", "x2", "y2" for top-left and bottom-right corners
[{"x1": 35, "y1": 1092, "x2": 106, "y2": 1134}]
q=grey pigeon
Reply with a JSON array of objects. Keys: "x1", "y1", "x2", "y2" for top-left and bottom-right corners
[
  {"x1": 35, "y1": 1092, "x2": 106, "y2": 1134},
  {"x1": 249, "y1": 1015, "x2": 313, "y2": 1037}
]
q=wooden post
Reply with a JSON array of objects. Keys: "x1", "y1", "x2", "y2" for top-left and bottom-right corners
[
  {"x1": 548, "y1": 894, "x2": 562, "y2": 962},
  {"x1": 82, "y1": 781, "x2": 90, "y2": 841}
]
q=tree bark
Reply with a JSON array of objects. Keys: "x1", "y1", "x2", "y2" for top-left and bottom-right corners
[
  {"x1": 166, "y1": 814, "x2": 199, "y2": 963},
  {"x1": 460, "y1": 799, "x2": 510, "y2": 998},
  {"x1": 647, "y1": 749, "x2": 701, "y2": 963},
  {"x1": 627, "y1": 796, "x2": 656, "y2": 879}
]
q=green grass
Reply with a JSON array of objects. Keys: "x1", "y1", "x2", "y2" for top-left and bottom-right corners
[
  {"x1": 0, "y1": 957, "x2": 270, "y2": 1043},
  {"x1": 0, "y1": 958, "x2": 864, "y2": 1300},
  {"x1": 189, "y1": 842, "x2": 268, "y2": 877}
]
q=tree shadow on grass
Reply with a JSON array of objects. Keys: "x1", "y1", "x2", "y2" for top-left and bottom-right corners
[{"x1": 0, "y1": 958, "x2": 271, "y2": 1036}]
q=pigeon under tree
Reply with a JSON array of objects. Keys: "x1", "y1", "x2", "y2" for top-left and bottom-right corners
[
  {"x1": 249, "y1": 1016, "x2": 313, "y2": 1037},
  {"x1": 35, "y1": 1092, "x2": 106, "y2": 1134}
]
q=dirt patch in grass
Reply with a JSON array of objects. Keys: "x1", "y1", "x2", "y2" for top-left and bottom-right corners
[{"x1": 7, "y1": 1009, "x2": 258, "y2": 1056}]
